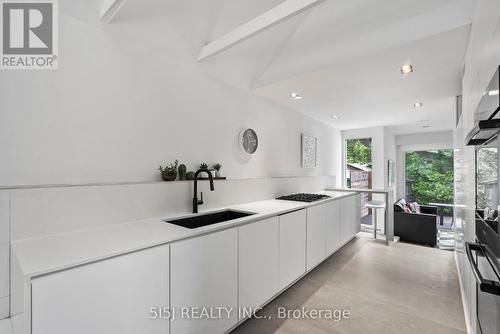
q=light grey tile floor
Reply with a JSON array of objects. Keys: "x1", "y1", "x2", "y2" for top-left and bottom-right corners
[{"x1": 232, "y1": 236, "x2": 466, "y2": 334}]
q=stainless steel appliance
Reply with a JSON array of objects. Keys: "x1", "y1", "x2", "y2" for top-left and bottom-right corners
[
  {"x1": 466, "y1": 66, "x2": 500, "y2": 334},
  {"x1": 466, "y1": 67, "x2": 500, "y2": 146}
]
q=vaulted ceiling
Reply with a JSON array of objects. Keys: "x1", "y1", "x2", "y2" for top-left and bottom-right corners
[{"x1": 83, "y1": 0, "x2": 474, "y2": 134}]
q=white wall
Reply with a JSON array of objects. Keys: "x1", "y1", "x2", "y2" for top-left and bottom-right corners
[
  {"x1": 396, "y1": 130, "x2": 454, "y2": 149},
  {"x1": 0, "y1": 2, "x2": 343, "y2": 320},
  {"x1": 342, "y1": 126, "x2": 396, "y2": 233},
  {"x1": 0, "y1": 1, "x2": 341, "y2": 187},
  {"x1": 0, "y1": 192, "x2": 8, "y2": 319},
  {"x1": 455, "y1": 0, "x2": 500, "y2": 332}
]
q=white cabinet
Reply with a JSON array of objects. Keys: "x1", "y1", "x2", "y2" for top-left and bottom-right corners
[
  {"x1": 31, "y1": 245, "x2": 170, "y2": 334},
  {"x1": 170, "y1": 228, "x2": 238, "y2": 334},
  {"x1": 238, "y1": 217, "x2": 279, "y2": 316},
  {"x1": 326, "y1": 199, "x2": 341, "y2": 256},
  {"x1": 306, "y1": 204, "x2": 326, "y2": 271},
  {"x1": 30, "y1": 197, "x2": 362, "y2": 334},
  {"x1": 279, "y1": 209, "x2": 306, "y2": 290},
  {"x1": 339, "y1": 196, "x2": 351, "y2": 244},
  {"x1": 353, "y1": 194, "x2": 361, "y2": 236},
  {"x1": 339, "y1": 195, "x2": 359, "y2": 245}
]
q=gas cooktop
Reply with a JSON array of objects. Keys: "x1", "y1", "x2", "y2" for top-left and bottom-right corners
[{"x1": 276, "y1": 193, "x2": 331, "y2": 203}]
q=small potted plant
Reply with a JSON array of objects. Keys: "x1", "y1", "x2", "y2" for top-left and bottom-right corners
[
  {"x1": 212, "y1": 163, "x2": 222, "y2": 178},
  {"x1": 178, "y1": 163, "x2": 187, "y2": 180},
  {"x1": 159, "y1": 160, "x2": 178, "y2": 181},
  {"x1": 199, "y1": 163, "x2": 209, "y2": 170}
]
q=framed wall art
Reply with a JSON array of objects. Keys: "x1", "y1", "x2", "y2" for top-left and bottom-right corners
[
  {"x1": 301, "y1": 134, "x2": 317, "y2": 168},
  {"x1": 388, "y1": 159, "x2": 395, "y2": 187}
]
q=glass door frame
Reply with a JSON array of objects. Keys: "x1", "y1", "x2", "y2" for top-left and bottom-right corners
[{"x1": 343, "y1": 137, "x2": 373, "y2": 189}]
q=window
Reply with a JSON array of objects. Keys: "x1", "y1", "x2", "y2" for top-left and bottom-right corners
[
  {"x1": 405, "y1": 149, "x2": 454, "y2": 205},
  {"x1": 345, "y1": 138, "x2": 372, "y2": 188}
]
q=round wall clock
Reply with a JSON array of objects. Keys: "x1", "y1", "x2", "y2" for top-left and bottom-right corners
[{"x1": 239, "y1": 128, "x2": 258, "y2": 155}]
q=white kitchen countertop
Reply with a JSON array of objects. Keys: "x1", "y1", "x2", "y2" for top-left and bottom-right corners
[
  {"x1": 5, "y1": 191, "x2": 356, "y2": 334},
  {"x1": 12, "y1": 190, "x2": 354, "y2": 279}
]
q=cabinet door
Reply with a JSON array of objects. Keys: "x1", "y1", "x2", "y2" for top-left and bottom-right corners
[
  {"x1": 171, "y1": 229, "x2": 238, "y2": 334},
  {"x1": 326, "y1": 200, "x2": 341, "y2": 256},
  {"x1": 340, "y1": 195, "x2": 360, "y2": 244},
  {"x1": 239, "y1": 217, "x2": 279, "y2": 316},
  {"x1": 279, "y1": 209, "x2": 306, "y2": 290},
  {"x1": 339, "y1": 196, "x2": 353, "y2": 244},
  {"x1": 306, "y1": 204, "x2": 326, "y2": 271},
  {"x1": 353, "y1": 194, "x2": 361, "y2": 235},
  {"x1": 32, "y1": 245, "x2": 170, "y2": 334}
]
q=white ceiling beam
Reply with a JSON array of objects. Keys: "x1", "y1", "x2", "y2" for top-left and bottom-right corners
[
  {"x1": 98, "y1": 0, "x2": 128, "y2": 23},
  {"x1": 198, "y1": 0, "x2": 323, "y2": 61}
]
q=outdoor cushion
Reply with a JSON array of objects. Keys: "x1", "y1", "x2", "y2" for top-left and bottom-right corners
[
  {"x1": 396, "y1": 198, "x2": 407, "y2": 210},
  {"x1": 406, "y1": 202, "x2": 422, "y2": 214},
  {"x1": 413, "y1": 202, "x2": 422, "y2": 214}
]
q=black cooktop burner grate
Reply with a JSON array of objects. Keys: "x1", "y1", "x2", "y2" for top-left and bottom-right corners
[{"x1": 276, "y1": 193, "x2": 331, "y2": 203}]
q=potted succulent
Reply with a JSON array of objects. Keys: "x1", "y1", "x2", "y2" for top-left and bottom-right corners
[
  {"x1": 178, "y1": 163, "x2": 187, "y2": 180},
  {"x1": 212, "y1": 163, "x2": 222, "y2": 178},
  {"x1": 199, "y1": 162, "x2": 215, "y2": 178},
  {"x1": 200, "y1": 162, "x2": 215, "y2": 176},
  {"x1": 158, "y1": 160, "x2": 178, "y2": 181}
]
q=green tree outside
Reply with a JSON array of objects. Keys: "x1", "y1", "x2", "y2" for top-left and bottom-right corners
[
  {"x1": 405, "y1": 150, "x2": 454, "y2": 205},
  {"x1": 346, "y1": 139, "x2": 372, "y2": 166}
]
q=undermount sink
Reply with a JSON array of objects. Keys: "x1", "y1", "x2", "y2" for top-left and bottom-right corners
[{"x1": 165, "y1": 210, "x2": 255, "y2": 229}]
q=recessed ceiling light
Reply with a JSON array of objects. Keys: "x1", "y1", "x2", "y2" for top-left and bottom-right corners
[
  {"x1": 488, "y1": 90, "x2": 499, "y2": 96},
  {"x1": 413, "y1": 102, "x2": 423, "y2": 108},
  {"x1": 290, "y1": 92, "x2": 303, "y2": 100},
  {"x1": 400, "y1": 64, "x2": 414, "y2": 75},
  {"x1": 331, "y1": 114, "x2": 340, "y2": 120}
]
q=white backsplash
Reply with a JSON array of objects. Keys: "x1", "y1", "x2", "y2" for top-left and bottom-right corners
[
  {"x1": 9, "y1": 176, "x2": 335, "y2": 242},
  {"x1": 0, "y1": 297, "x2": 8, "y2": 320},
  {"x1": 0, "y1": 175, "x2": 335, "y2": 319},
  {"x1": 0, "y1": 191, "x2": 9, "y2": 320}
]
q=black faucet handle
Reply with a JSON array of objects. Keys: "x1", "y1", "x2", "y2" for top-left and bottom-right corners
[{"x1": 198, "y1": 191, "x2": 204, "y2": 205}]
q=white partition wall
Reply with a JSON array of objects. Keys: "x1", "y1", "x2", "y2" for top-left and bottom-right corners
[{"x1": 0, "y1": 192, "x2": 9, "y2": 320}]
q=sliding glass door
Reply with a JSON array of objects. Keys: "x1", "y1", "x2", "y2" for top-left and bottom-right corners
[{"x1": 405, "y1": 149, "x2": 454, "y2": 249}]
